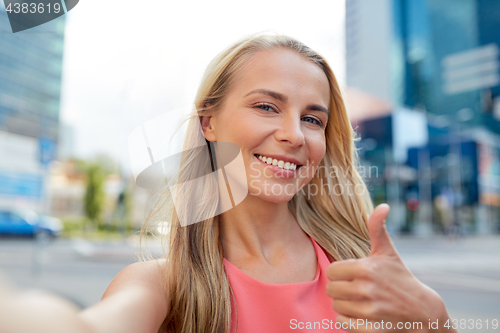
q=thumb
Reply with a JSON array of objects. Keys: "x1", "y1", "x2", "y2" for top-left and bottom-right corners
[{"x1": 368, "y1": 203, "x2": 396, "y2": 256}]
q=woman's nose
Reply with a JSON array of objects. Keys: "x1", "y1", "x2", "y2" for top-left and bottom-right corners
[{"x1": 274, "y1": 112, "x2": 305, "y2": 147}]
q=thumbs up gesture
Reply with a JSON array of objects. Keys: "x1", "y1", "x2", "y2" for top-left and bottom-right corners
[{"x1": 326, "y1": 204, "x2": 456, "y2": 332}]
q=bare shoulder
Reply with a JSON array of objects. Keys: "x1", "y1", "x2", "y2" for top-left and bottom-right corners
[
  {"x1": 79, "y1": 259, "x2": 170, "y2": 333},
  {"x1": 102, "y1": 259, "x2": 168, "y2": 300}
]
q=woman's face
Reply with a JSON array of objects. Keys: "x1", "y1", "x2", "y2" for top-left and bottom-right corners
[{"x1": 204, "y1": 47, "x2": 331, "y2": 203}]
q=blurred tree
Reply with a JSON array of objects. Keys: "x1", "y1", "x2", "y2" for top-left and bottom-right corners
[
  {"x1": 93, "y1": 153, "x2": 121, "y2": 175},
  {"x1": 115, "y1": 179, "x2": 134, "y2": 236},
  {"x1": 71, "y1": 158, "x2": 88, "y2": 175},
  {"x1": 83, "y1": 163, "x2": 106, "y2": 231}
]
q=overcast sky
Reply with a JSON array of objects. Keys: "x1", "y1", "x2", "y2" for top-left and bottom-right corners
[{"x1": 59, "y1": 0, "x2": 346, "y2": 174}]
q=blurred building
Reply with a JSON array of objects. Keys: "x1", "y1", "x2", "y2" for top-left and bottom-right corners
[
  {"x1": 48, "y1": 160, "x2": 122, "y2": 218},
  {"x1": 346, "y1": 0, "x2": 500, "y2": 234},
  {"x1": 345, "y1": 88, "x2": 427, "y2": 234},
  {"x1": 0, "y1": 6, "x2": 65, "y2": 213},
  {"x1": 48, "y1": 159, "x2": 150, "y2": 230}
]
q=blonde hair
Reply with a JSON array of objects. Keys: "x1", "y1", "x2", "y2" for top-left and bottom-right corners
[{"x1": 141, "y1": 31, "x2": 374, "y2": 333}]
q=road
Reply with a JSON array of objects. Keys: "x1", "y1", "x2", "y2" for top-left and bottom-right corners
[
  {"x1": 0, "y1": 235, "x2": 163, "y2": 308},
  {"x1": 392, "y1": 235, "x2": 500, "y2": 332},
  {"x1": 0, "y1": 234, "x2": 499, "y2": 332}
]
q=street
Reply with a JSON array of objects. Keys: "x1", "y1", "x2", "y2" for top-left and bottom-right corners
[
  {"x1": 0, "y1": 235, "x2": 499, "y2": 332},
  {"x1": 0, "y1": 236, "x2": 163, "y2": 308},
  {"x1": 392, "y1": 235, "x2": 500, "y2": 332}
]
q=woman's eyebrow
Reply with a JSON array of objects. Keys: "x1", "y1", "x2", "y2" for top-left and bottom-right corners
[
  {"x1": 245, "y1": 89, "x2": 288, "y2": 102},
  {"x1": 244, "y1": 89, "x2": 330, "y2": 117},
  {"x1": 306, "y1": 104, "x2": 330, "y2": 117}
]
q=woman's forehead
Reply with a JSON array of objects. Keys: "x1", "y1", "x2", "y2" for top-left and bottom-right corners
[{"x1": 234, "y1": 48, "x2": 330, "y2": 104}]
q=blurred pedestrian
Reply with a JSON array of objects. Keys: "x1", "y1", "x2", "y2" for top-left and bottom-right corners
[{"x1": 435, "y1": 194, "x2": 453, "y2": 236}]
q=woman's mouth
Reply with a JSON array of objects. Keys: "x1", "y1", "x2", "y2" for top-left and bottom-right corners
[{"x1": 253, "y1": 154, "x2": 302, "y2": 171}]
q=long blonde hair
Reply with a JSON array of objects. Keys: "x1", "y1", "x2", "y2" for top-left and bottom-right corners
[{"x1": 141, "y1": 31, "x2": 374, "y2": 333}]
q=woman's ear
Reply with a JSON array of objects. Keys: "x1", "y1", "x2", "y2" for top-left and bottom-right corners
[{"x1": 200, "y1": 115, "x2": 216, "y2": 142}]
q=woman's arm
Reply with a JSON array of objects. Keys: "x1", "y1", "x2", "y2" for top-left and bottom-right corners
[
  {"x1": 0, "y1": 259, "x2": 169, "y2": 333},
  {"x1": 81, "y1": 259, "x2": 169, "y2": 333}
]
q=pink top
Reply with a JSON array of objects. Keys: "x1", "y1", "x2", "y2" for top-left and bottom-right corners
[{"x1": 223, "y1": 236, "x2": 347, "y2": 332}]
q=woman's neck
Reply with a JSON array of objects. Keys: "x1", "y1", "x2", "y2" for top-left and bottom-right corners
[{"x1": 219, "y1": 194, "x2": 307, "y2": 264}]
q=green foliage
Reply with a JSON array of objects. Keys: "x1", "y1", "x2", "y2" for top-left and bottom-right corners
[
  {"x1": 71, "y1": 158, "x2": 89, "y2": 175},
  {"x1": 61, "y1": 216, "x2": 86, "y2": 235},
  {"x1": 93, "y1": 153, "x2": 121, "y2": 176},
  {"x1": 114, "y1": 180, "x2": 134, "y2": 233},
  {"x1": 83, "y1": 163, "x2": 106, "y2": 225},
  {"x1": 77, "y1": 153, "x2": 132, "y2": 235}
]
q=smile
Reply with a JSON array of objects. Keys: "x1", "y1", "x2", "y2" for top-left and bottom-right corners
[{"x1": 254, "y1": 154, "x2": 302, "y2": 171}]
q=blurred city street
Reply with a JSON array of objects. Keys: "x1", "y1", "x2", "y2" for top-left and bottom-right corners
[
  {"x1": 392, "y1": 235, "x2": 500, "y2": 328},
  {"x1": 1, "y1": 234, "x2": 499, "y2": 332},
  {"x1": 0, "y1": 236, "x2": 163, "y2": 308},
  {"x1": 1, "y1": 0, "x2": 500, "y2": 331}
]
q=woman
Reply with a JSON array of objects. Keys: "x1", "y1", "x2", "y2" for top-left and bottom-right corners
[{"x1": 0, "y1": 32, "x2": 456, "y2": 333}]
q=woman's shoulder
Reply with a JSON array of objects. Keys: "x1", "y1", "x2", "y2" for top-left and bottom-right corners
[
  {"x1": 101, "y1": 259, "x2": 170, "y2": 323},
  {"x1": 80, "y1": 259, "x2": 170, "y2": 333},
  {"x1": 113, "y1": 259, "x2": 167, "y2": 284},
  {"x1": 103, "y1": 259, "x2": 169, "y2": 299}
]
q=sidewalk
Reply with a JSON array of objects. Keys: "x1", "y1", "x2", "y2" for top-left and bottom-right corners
[{"x1": 67, "y1": 234, "x2": 165, "y2": 262}]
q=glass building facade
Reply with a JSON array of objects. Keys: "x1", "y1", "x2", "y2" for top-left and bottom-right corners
[
  {"x1": 0, "y1": 5, "x2": 65, "y2": 210},
  {"x1": 392, "y1": 0, "x2": 500, "y2": 131},
  {"x1": 346, "y1": 0, "x2": 500, "y2": 234}
]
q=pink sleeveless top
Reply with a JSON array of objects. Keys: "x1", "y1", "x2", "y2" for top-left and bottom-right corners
[{"x1": 222, "y1": 236, "x2": 347, "y2": 332}]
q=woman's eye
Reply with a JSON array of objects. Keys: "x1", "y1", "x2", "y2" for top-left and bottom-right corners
[
  {"x1": 254, "y1": 103, "x2": 275, "y2": 112},
  {"x1": 254, "y1": 104, "x2": 274, "y2": 112},
  {"x1": 253, "y1": 104, "x2": 324, "y2": 127},
  {"x1": 302, "y1": 116, "x2": 323, "y2": 127}
]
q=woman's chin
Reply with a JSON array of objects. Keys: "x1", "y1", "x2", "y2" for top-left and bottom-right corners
[{"x1": 248, "y1": 189, "x2": 297, "y2": 204}]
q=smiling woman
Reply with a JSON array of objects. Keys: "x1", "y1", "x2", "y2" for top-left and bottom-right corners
[
  {"x1": 0, "y1": 31, "x2": 457, "y2": 333},
  {"x1": 141, "y1": 31, "x2": 456, "y2": 333}
]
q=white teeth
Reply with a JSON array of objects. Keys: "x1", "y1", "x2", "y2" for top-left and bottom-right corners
[{"x1": 257, "y1": 155, "x2": 299, "y2": 171}]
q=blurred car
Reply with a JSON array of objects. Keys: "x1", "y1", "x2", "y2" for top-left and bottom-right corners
[{"x1": 0, "y1": 209, "x2": 63, "y2": 241}]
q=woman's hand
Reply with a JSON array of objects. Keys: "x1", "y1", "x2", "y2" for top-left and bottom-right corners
[
  {"x1": 326, "y1": 204, "x2": 457, "y2": 333},
  {"x1": 0, "y1": 272, "x2": 94, "y2": 333}
]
